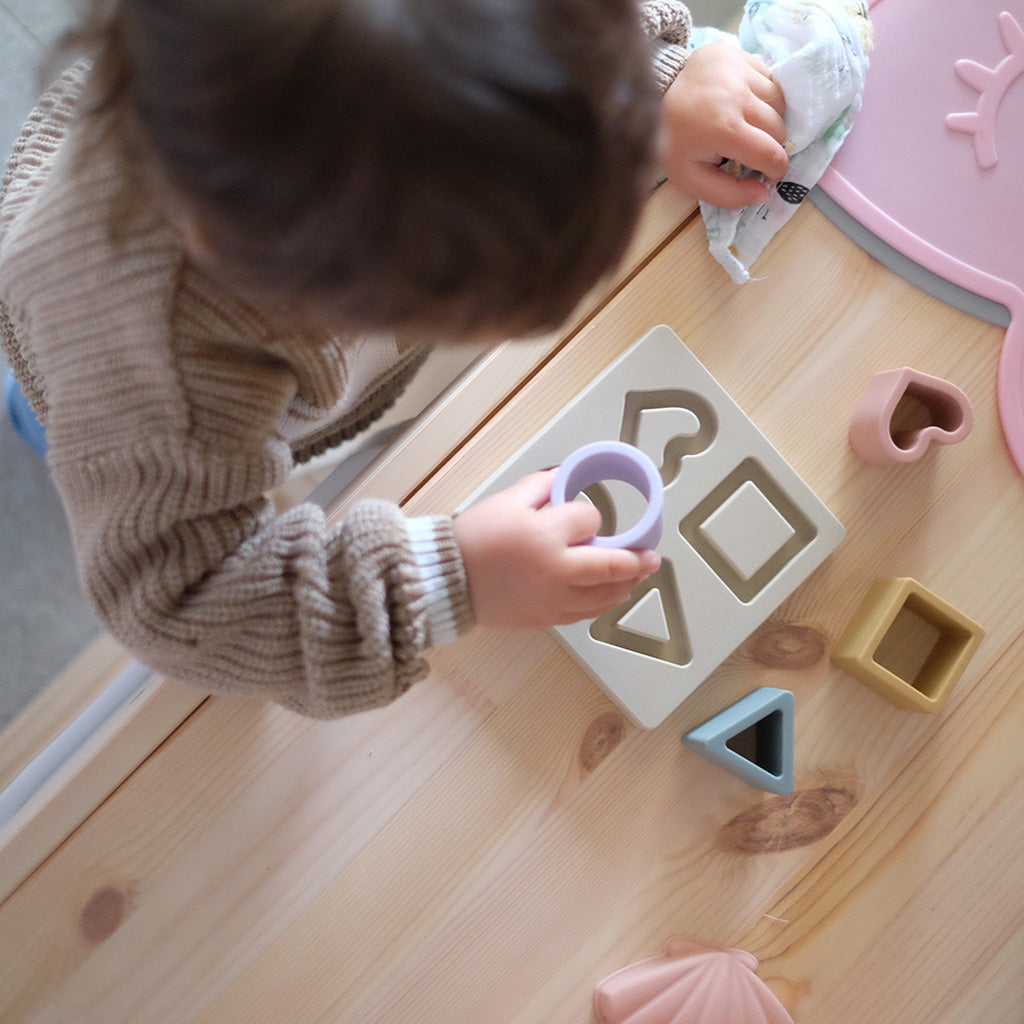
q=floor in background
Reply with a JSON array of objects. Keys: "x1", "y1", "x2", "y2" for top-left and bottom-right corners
[{"x1": 0, "y1": 0, "x2": 88, "y2": 733}]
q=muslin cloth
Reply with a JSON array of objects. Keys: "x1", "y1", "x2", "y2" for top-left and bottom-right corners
[{"x1": 695, "y1": 0, "x2": 873, "y2": 284}]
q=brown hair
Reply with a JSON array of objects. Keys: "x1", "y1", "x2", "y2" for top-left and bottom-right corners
[{"x1": 70, "y1": 0, "x2": 660, "y2": 337}]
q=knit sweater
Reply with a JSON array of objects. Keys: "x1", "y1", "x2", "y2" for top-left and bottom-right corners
[{"x1": 0, "y1": 2, "x2": 692, "y2": 719}]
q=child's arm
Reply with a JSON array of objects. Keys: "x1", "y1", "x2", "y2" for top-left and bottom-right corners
[
  {"x1": 659, "y1": 42, "x2": 789, "y2": 208},
  {"x1": 56, "y1": 448, "x2": 652, "y2": 719},
  {"x1": 453, "y1": 470, "x2": 660, "y2": 629}
]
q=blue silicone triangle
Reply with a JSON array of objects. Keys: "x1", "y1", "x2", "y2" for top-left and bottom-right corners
[{"x1": 681, "y1": 688, "x2": 794, "y2": 795}]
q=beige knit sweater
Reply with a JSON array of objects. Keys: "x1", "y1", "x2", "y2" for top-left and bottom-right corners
[{"x1": 0, "y1": 2, "x2": 691, "y2": 719}]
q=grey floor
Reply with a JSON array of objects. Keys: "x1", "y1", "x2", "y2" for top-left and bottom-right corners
[
  {"x1": 1, "y1": 0, "x2": 91, "y2": 734},
  {"x1": 0, "y1": 0, "x2": 745, "y2": 734}
]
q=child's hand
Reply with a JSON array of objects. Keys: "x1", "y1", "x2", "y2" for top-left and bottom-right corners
[
  {"x1": 660, "y1": 43, "x2": 789, "y2": 209},
  {"x1": 454, "y1": 470, "x2": 660, "y2": 630}
]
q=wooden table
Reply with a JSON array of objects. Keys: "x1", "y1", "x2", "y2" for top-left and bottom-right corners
[{"x1": 2, "y1": 185, "x2": 1022, "y2": 1024}]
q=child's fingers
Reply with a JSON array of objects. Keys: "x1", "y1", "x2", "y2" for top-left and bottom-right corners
[
  {"x1": 505, "y1": 468, "x2": 559, "y2": 510},
  {"x1": 744, "y1": 54, "x2": 786, "y2": 115},
  {"x1": 565, "y1": 543, "x2": 660, "y2": 586},
  {"x1": 744, "y1": 51, "x2": 773, "y2": 78},
  {"x1": 556, "y1": 585, "x2": 638, "y2": 622},
  {"x1": 731, "y1": 121, "x2": 789, "y2": 182},
  {"x1": 538, "y1": 496, "x2": 605, "y2": 545},
  {"x1": 682, "y1": 162, "x2": 772, "y2": 209},
  {"x1": 558, "y1": 551, "x2": 661, "y2": 620},
  {"x1": 761, "y1": 77, "x2": 787, "y2": 118},
  {"x1": 747, "y1": 98, "x2": 788, "y2": 147}
]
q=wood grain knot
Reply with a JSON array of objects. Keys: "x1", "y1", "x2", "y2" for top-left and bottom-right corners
[
  {"x1": 80, "y1": 886, "x2": 129, "y2": 944},
  {"x1": 744, "y1": 622, "x2": 826, "y2": 670},
  {"x1": 718, "y1": 786, "x2": 856, "y2": 853},
  {"x1": 579, "y1": 711, "x2": 626, "y2": 775}
]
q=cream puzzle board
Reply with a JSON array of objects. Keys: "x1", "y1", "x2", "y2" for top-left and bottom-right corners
[{"x1": 465, "y1": 325, "x2": 845, "y2": 728}]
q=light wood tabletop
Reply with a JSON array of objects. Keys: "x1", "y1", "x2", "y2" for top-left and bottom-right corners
[{"x1": 1, "y1": 185, "x2": 1022, "y2": 1024}]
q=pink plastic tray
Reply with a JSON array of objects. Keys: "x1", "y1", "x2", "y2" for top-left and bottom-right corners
[{"x1": 818, "y1": 0, "x2": 1024, "y2": 479}]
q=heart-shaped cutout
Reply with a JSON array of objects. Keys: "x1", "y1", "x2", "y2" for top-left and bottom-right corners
[{"x1": 618, "y1": 388, "x2": 718, "y2": 486}]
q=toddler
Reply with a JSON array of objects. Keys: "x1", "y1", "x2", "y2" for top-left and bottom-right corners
[{"x1": 0, "y1": 0, "x2": 786, "y2": 717}]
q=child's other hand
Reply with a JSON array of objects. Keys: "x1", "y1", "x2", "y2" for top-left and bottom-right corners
[
  {"x1": 454, "y1": 470, "x2": 660, "y2": 630},
  {"x1": 660, "y1": 43, "x2": 788, "y2": 209}
]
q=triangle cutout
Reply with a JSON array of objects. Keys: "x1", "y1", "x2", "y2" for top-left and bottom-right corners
[
  {"x1": 617, "y1": 588, "x2": 671, "y2": 643},
  {"x1": 681, "y1": 688, "x2": 794, "y2": 794},
  {"x1": 589, "y1": 559, "x2": 691, "y2": 666}
]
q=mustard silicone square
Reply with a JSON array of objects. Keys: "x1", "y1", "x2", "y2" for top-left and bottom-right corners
[{"x1": 832, "y1": 577, "x2": 985, "y2": 713}]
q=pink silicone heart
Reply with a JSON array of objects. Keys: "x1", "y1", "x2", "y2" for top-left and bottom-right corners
[{"x1": 848, "y1": 367, "x2": 973, "y2": 465}]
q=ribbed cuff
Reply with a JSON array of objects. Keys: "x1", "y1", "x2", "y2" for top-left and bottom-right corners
[
  {"x1": 406, "y1": 515, "x2": 474, "y2": 647},
  {"x1": 640, "y1": 1, "x2": 693, "y2": 93},
  {"x1": 651, "y1": 41, "x2": 690, "y2": 94}
]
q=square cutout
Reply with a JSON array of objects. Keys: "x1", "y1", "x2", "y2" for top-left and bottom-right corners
[
  {"x1": 680, "y1": 459, "x2": 818, "y2": 603},
  {"x1": 698, "y1": 479, "x2": 797, "y2": 581}
]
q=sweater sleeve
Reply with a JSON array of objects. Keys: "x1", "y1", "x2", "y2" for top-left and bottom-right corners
[
  {"x1": 51, "y1": 437, "x2": 473, "y2": 719},
  {"x1": 0, "y1": 63, "x2": 475, "y2": 719},
  {"x1": 38, "y1": 290, "x2": 474, "y2": 719},
  {"x1": 639, "y1": 1, "x2": 694, "y2": 93}
]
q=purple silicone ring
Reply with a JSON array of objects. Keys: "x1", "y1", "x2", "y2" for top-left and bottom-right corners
[{"x1": 550, "y1": 440, "x2": 664, "y2": 550}]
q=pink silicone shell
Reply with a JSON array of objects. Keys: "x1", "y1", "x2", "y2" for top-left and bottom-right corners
[
  {"x1": 818, "y1": 0, "x2": 1024, "y2": 481},
  {"x1": 848, "y1": 367, "x2": 973, "y2": 464},
  {"x1": 593, "y1": 937, "x2": 794, "y2": 1024}
]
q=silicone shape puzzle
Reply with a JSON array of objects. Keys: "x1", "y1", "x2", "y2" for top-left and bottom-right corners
[
  {"x1": 818, "y1": 0, "x2": 1024, "y2": 480},
  {"x1": 697, "y1": 480, "x2": 797, "y2": 579},
  {"x1": 681, "y1": 688, "x2": 795, "y2": 795},
  {"x1": 849, "y1": 367, "x2": 973, "y2": 464},
  {"x1": 463, "y1": 325, "x2": 845, "y2": 728},
  {"x1": 550, "y1": 440, "x2": 664, "y2": 550},
  {"x1": 831, "y1": 577, "x2": 985, "y2": 713},
  {"x1": 594, "y1": 937, "x2": 795, "y2": 1024}
]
